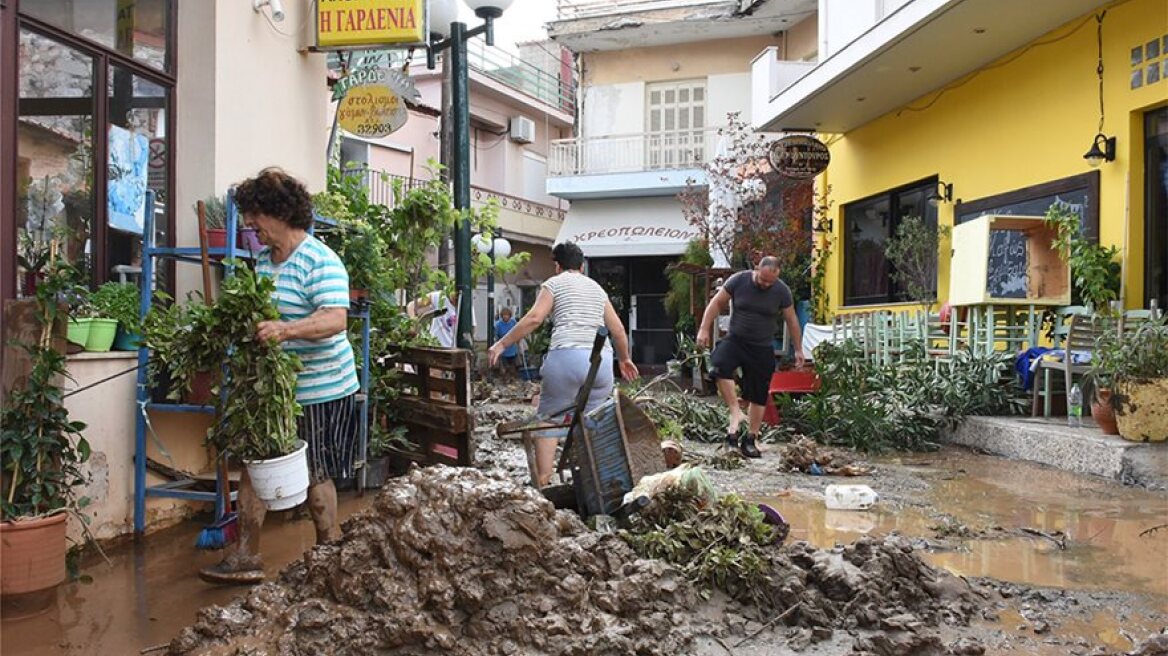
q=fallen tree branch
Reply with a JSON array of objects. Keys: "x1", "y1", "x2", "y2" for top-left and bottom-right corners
[
  {"x1": 1020, "y1": 528, "x2": 1068, "y2": 550},
  {"x1": 734, "y1": 603, "x2": 801, "y2": 647},
  {"x1": 1139, "y1": 523, "x2": 1168, "y2": 538}
]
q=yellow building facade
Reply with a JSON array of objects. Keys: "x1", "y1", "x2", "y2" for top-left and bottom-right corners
[{"x1": 758, "y1": 0, "x2": 1167, "y2": 315}]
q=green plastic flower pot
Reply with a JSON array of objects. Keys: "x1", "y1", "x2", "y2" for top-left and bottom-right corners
[
  {"x1": 67, "y1": 318, "x2": 93, "y2": 347},
  {"x1": 84, "y1": 318, "x2": 118, "y2": 352}
]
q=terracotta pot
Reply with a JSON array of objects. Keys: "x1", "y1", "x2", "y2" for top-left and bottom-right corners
[
  {"x1": 1, "y1": 513, "x2": 67, "y2": 601},
  {"x1": 1091, "y1": 389, "x2": 1119, "y2": 435},
  {"x1": 1115, "y1": 378, "x2": 1168, "y2": 443}
]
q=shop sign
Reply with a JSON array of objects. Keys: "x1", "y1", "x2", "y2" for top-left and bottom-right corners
[
  {"x1": 316, "y1": 0, "x2": 426, "y2": 50},
  {"x1": 334, "y1": 67, "x2": 420, "y2": 139},
  {"x1": 570, "y1": 225, "x2": 700, "y2": 243},
  {"x1": 767, "y1": 135, "x2": 831, "y2": 180}
]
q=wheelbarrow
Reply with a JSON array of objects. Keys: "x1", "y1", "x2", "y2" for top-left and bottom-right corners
[{"x1": 496, "y1": 328, "x2": 666, "y2": 518}]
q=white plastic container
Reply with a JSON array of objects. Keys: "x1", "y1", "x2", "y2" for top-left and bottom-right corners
[
  {"x1": 244, "y1": 440, "x2": 310, "y2": 511},
  {"x1": 824, "y1": 484, "x2": 878, "y2": 510}
]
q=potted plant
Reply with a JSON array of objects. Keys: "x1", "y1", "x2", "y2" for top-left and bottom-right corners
[
  {"x1": 143, "y1": 295, "x2": 219, "y2": 405},
  {"x1": 155, "y1": 264, "x2": 308, "y2": 509},
  {"x1": 1110, "y1": 316, "x2": 1168, "y2": 442},
  {"x1": 90, "y1": 281, "x2": 141, "y2": 351},
  {"x1": 1086, "y1": 319, "x2": 1122, "y2": 435},
  {"x1": 1045, "y1": 206, "x2": 1120, "y2": 312},
  {"x1": 1, "y1": 244, "x2": 90, "y2": 615},
  {"x1": 365, "y1": 422, "x2": 411, "y2": 488}
]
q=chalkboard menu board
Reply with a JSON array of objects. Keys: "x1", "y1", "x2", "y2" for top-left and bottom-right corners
[
  {"x1": 986, "y1": 230, "x2": 1029, "y2": 299},
  {"x1": 955, "y1": 171, "x2": 1099, "y2": 240}
]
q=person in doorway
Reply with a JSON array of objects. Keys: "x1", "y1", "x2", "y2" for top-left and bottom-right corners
[
  {"x1": 696, "y1": 256, "x2": 804, "y2": 458},
  {"x1": 494, "y1": 307, "x2": 520, "y2": 380},
  {"x1": 406, "y1": 289, "x2": 460, "y2": 348},
  {"x1": 487, "y1": 242, "x2": 639, "y2": 486},
  {"x1": 199, "y1": 168, "x2": 359, "y2": 585}
]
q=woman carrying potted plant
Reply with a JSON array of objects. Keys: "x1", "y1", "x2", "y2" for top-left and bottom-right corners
[{"x1": 199, "y1": 168, "x2": 360, "y2": 585}]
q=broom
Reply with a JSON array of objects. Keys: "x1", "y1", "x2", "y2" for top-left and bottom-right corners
[{"x1": 193, "y1": 199, "x2": 239, "y2": 550}]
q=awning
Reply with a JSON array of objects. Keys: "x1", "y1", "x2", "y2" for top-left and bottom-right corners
[{"x1": 555, "y1": 197, "x2": 699, "y2": 258}]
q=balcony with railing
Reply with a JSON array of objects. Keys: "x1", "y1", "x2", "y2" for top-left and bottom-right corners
[
  {"x1": 331, "y1": 44, "x2": 575, "y2": 116},
  {"x1": 546, "y1": 127, "x2": 719, "y2": 199},
  {"x1": 346, "y1": 168, "x2": 566, "y2": 244}
]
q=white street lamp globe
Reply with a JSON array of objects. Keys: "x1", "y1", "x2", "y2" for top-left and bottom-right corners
[
  {"x1": 492, "y1": 237, "x2": 512, "y2": 259},
  {"x1": 472, "y1": 233, "x2": 493, "y2": 254},
  {"x1": 464, "y1": 0, "x2": 513, "y2": 19},
  {"x1": 429, "y1": 0, "x2": 458, "y2": 37}
]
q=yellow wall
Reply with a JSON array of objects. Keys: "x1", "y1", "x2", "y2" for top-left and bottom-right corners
[{"x1": 820, "y1": 0, "x2": 1167, "y2": 314}]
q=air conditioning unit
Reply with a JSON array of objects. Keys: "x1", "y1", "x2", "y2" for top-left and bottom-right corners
[{"x1": 509, "y1": 116, "x2": 535, "y2": 144}]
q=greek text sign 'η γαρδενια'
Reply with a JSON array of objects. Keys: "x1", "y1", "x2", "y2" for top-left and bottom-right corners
[{"x1": 317, "y1": 0, "x2": 425, "y2": 49}]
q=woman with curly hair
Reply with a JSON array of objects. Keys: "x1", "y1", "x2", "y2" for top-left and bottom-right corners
[{"x1": 199, "y1": 168, "x2": 359, "y2": 585}]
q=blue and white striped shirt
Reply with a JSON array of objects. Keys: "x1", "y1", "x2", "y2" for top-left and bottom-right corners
[{"x1": 256, "y1": 235, "x2": 359, "y2": 405}]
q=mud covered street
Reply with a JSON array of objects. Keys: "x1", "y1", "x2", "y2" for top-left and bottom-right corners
[{"x1": 3, "y1": 398, "x2": 1166, "y2": 656}]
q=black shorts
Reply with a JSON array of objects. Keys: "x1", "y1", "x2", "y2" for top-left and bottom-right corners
[{"x1": 710, "y1": 337, "x2": 776, "y2": 406}]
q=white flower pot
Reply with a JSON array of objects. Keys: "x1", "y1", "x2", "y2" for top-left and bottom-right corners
[{"x1": 244, "y1": 440, "x2": 309, "y2": 511}]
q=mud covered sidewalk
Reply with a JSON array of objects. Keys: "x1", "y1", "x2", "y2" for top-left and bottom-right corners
[{"x1": 3, "y1": 396, "x2": 1166, "y2": 655}]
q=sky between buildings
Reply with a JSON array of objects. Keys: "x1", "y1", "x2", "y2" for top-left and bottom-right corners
[{"x1": 455, "y1": 0, "x2": 555, "y2": 53}]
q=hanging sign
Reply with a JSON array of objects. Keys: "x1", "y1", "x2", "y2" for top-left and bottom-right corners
[
  {"x1": 335, "y1": 67, "x2": 420, "y2": 138},
  {"x1": 316, "y1": 0, "x2": 426, "y2": 50},
  {"x1": 767, "y1": 135, "x2": 831, "y2": 180}
]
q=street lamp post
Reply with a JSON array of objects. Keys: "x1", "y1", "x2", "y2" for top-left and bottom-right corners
[
  {"x1": 428, "y1": 0, "x2": 512, "y2": 350},
  {"x1": 475, "y1": 233, "x2": 511, "y2": 379}
]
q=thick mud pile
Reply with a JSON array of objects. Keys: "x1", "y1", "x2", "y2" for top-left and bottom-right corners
[{"x1": 168, "y1": 466, "x2": 697, "y2": 656}]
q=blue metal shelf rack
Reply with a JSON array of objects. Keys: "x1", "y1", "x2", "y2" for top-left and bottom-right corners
[{"x1": 132, "y1": 193, "x2": 372, "y2": 533}]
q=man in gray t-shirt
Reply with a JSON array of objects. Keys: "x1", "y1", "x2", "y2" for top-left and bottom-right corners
[{"x1": 697, "y1": 257, "x2": 804, "y2": 457}]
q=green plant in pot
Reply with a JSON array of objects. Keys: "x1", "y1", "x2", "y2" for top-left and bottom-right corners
[
  {"x1": 1045, "y1": 206, "x2": 1120, "y2": 312},
  {"x1": 1107, "y1": 316, "x2": 1168, "y2": 442},
  {"x1": 143, "y1": 293, "x2": 220, "y2": 405},
  {"x1": 366, "y1": 421, "x2": 412, "y2": 487},
  {"x1": 1, "y1": 243, "x2": 91, "y2": 612},
  {"x1": 90, "y1": 281, "x2": 141, "y2": 350},
  {"x1": 1086, "y1": 319, "x2": 1123, "y2": 435}
]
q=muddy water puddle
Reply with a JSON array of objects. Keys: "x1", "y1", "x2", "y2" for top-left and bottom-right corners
[
  {"x1": 1, "y1": 494, "x2": 375, "y2": 656},
  {"x1": 758, "y1": 449, "x2": 1168, "y2": 597}
]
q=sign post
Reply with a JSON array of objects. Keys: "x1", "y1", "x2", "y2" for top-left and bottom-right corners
[
  {"x1": 333, "y1": 67, "x2": 420, "y2": 139},
  {"x1": 315, "y1": 0, "x2": 427, "y2": 50},
  {"x1": 767, "y1": 135, "x2": 831, "y2": 180}
]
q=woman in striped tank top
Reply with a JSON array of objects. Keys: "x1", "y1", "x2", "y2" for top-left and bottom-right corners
[
  {"x1": 199, "y1": 169, "x2": 359, "y2": 585},
  {"x1": 488, "y1": 242, "x2": 638, "y2": 486}
]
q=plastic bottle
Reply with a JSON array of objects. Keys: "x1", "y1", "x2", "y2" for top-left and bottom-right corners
[
  {"x1": 1068, "y1": 384, "x2": 1083, "y2": 427},
  {"x1": 824, "y1": 484, "x2": 879, "y2": 510}
]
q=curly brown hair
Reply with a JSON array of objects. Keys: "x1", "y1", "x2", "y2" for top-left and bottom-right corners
[{"x1": 234, "y1": 167, "x2": 314, "y2": 230}]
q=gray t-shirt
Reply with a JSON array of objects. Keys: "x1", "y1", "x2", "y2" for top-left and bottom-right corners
[{"x1": 723, "y1": 271, "x2": 793, "y2": 346}]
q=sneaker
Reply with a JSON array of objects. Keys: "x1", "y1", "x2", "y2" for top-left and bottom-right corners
[{"x1": 739, "y1": 433, "x2": 761, "y2": 459}]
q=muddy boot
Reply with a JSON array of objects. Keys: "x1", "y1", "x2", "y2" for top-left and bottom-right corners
[
  {"x1": 198, "y1": 551, "x2": 265, "y2": 585},
  {"x1": 200, "y1": 470, "x2": 266, "y2": 585},
  {"x1": 723, "y1": 431, "x2": 739, "y2": 451},
  {"x1": 308, "y1": 479, "x2": 341, "y2": 544},
  {"x1": 739, "y1": 433, "x2": 761, "y2": 459}
]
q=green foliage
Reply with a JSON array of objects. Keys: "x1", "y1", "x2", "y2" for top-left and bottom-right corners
[
  {"x1": 884, "y1": 216, "x2": 950, "y2": 308},
  {"x1": 622, "y1": 486, "x2": 779, "y2": 606},
  {"x1": 1, "y1": 244, "x2": 90, "y2": 519},
  {"x1": 368, "y1": 423, "x2": 411, "y2": 458},
  {"x1": 1045, "y1": 206, "x2": 1120, "y2": 310},
  {"x1": 639, "y1": 392, "x2": 784, "y2": 444},
  {"x1": 778, "y1": 341, "x2": 1024, "y2": 452},
  {"x1": 89, "y1": 282, "x2": 140, "y2": 333},
  {"x1": 144, "y1": 266, "x2": 302, "y2": 460},
  {"x1": 664, "y1": 239, "x2": 714, "y2": 333},
  {"x1": 1112, "y1": 315, "x2": 1168, "y2": 382}
]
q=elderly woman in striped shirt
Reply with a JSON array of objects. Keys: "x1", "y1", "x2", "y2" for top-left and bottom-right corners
[{"x1": 199, "y1": 168, "x2": 359, "y2": 585}]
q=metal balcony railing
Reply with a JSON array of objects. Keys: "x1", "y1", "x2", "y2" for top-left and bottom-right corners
[
  {"x1": 548, "y1": 127, "x2": 723, "y2": 177},
  {"x1": 330, "y1": 43, "x2": 575, "y2": 114},
  {"x1": 556, "y1": 0, "x2": 723, "y2": 20},
  {"x1": 345, "y1": 168, "x2": 566, "y2": 222}
]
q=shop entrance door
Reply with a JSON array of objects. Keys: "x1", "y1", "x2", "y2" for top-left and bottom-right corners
[
  {"x1": 588, "y1": 256, "x2": 674, "y2": 365},
  {"x1": 1145, "y1": 107, "x2": 1168, "y2": 310}
]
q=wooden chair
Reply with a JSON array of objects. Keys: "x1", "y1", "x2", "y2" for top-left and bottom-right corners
[{"x1": 1031, "y1": 313, "x2": 1103, "y2": 418}]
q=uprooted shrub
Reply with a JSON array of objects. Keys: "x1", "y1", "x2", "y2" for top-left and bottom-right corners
[{"x1": 777, "y1": 340, "x2": 1024, "y2": 452}]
